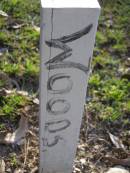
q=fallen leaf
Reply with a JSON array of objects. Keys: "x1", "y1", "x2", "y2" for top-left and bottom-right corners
[
  {"x1": 0, "y1": 10, "x2": 8, "y2": 17},
  {"x1": 74, "y1": 167, "x2": 81, "y2": 172},
  {"x1": 11, "y1": 23, "x2": 25, "y2": 29},
  {"x1": 108, "y1": 132, "x2": 125, "y2": 149},
  {"x1": 4, "y1": 89, "x2": 13, "y2": 94},
  {"x1": 4, "y1": 115, "x2": 28, "y2": 145},
  {"x1": 33, "y1": 25, "x2": 40, "y2": 32},
  {"x1": 17, "y1": 90, "x2": 29, "y2": 96}
]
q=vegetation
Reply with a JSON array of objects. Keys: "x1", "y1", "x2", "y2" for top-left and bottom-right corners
[
  {"x1": 87, "y1": 0, "x2": 130, "y2": 122},
  {"x1": 0, "y1": 0, "x2": 129, "y2": 123},
  {"x1": 0, "y1": 0, "x2": 130, "y2": 172}
]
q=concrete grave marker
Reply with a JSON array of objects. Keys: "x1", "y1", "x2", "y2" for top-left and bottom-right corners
[{"x1": 40, "y1": 0, "x2": 100, "y2": 172}]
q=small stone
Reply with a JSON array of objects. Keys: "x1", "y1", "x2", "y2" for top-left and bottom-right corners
[
  {"x1": 80, "y1": 158, "x2": 86, "y2": 165},
  {"x1": 33, "y1": 25, "x2": 40, "y2": 32},
  {"x1": 6, "y1": 168, "x2": 11, "y2": 172},
  {"x1": 14, "y1": 168, "x2": 24, "y2": 173},
  {"x1": 33, "y1": 98, "x2": 39, "y2": 105},
  {"x1": 94, "y1": 144, "x2": 100, "y2": 150},
  {"x1": 105, "y1": 166, "x2": 129, "y2": 173}
]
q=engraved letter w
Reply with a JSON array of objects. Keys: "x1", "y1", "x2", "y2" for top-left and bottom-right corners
[{"x1": 45, "y1": 24, "x2": 93, "y2": 74}]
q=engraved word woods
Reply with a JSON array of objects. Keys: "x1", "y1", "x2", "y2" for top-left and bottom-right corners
[{"x1": 42, "y1": 23, "x2": 93, "y2": 152}]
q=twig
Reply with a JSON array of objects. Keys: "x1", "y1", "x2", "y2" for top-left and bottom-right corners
[{"x1": 23, "y1": 139, "x2": 29, "y2": 168}]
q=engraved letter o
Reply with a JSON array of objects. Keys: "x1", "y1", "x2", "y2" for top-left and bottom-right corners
[
  {"x1": 47, "y1": 73, "x2": 73, "y2": 94},
  {"x1": 46, "y1": 98, "x2": 71, "y2": 115}
]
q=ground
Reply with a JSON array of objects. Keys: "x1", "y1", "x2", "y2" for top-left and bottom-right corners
[{"x1": 0, "y1": 0, "x2": 130, "y2": 172}]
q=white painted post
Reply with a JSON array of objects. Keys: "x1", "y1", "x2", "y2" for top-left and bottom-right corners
[{"x1": 39, "y1": 0, "x2": 100, "y2": 173}]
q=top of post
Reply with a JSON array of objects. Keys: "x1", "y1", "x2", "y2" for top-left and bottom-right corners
[{"x1": 41, "y1": 0, "x2": 100, "y2": 8}]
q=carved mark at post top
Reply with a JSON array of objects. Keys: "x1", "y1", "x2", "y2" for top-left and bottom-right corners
[
  {"x1": 47, "y1": 73, "x2": 73, "y2": 94},
  {"x1": 44, "y1": 24, "x2": 93, "y2": 74},
  {"x1": 46, "y1": 24, "x2": 93, "y2": 44},
  {"x1": 45, "y1": 119, "x2": 71, "y2": 133},
  {"x1": 46, "y1": 98, "x2": 71, "y2": 115}
]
